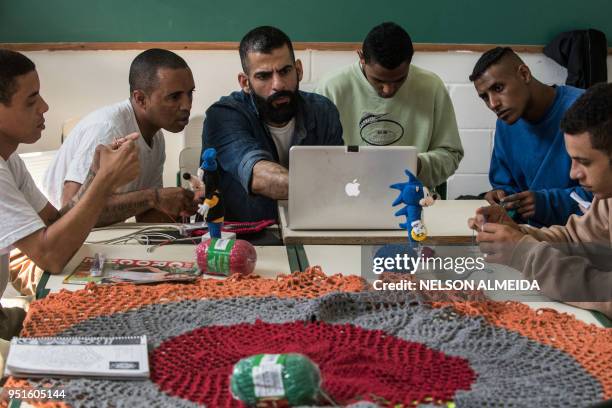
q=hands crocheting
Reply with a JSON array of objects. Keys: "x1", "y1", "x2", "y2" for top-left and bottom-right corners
[{"x1": 468, "y1": 205, "x2": 525, "y2": 265}]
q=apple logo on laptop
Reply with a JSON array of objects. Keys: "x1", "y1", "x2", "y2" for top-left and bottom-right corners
[{"x1": 345, "y1": 179, "x2": 360, "y2": 197}]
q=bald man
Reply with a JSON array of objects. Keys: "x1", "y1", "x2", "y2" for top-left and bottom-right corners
[
  {"x1": 44, "y1": 48, "x2": 197, "y2": 226},
  {"x1": 470, "y1": 47, "x2": 592, "y2": 227}
]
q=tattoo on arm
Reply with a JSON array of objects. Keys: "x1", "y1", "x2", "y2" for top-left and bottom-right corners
[
  {"x1": 58, "y1": 168, "x2": 97, "y2": 217},
  {"x1": 58, "y1": 168, "x2": 154, "y2": 226},
  {"x1": 251, "y1": 161, "x2": 289, "y2": 200},
  {"x1": 95, "y1": 193, "x2": 152, "y2": 226}
]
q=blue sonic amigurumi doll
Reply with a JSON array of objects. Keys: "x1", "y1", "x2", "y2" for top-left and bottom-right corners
[
  {"x1": 391, "y1": 170, "x2": 434, "y2": 243},
  {"x1": 371, "y1": 170, "x2": 435, "y2": 275}
]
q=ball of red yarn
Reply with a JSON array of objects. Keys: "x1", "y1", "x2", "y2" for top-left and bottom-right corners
[{"x1": 196, "y1": 238, "x2": 257, "y2": 277}]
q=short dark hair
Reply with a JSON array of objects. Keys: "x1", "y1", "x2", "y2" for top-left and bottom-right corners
[
  {"x1": 561, "y1": 83, "x2": 612, "y2": 154},
  {"x1": 128, "y1": 48, "x2": 189, "y2": 93},
  {"x1": 362, "y1": 22, "x2": 414, "y2": 69},
  {"x1": 239, "y1": 26, "x2": 295, "y2": 73},
  {"x1": 0, "y1": 49, "x2": 36, "y2": 105},
  {"x1": 469, "y1": 47, "x2": 515, "y2": 82}
]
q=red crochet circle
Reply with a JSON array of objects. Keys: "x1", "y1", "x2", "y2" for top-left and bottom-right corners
[{"x1": 151, "y1": 320, "x2": 476, "y2": 406}]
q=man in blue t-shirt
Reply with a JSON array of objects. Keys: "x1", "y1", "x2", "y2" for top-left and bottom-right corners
[{"x1": 470, "y1": 47, "x2": 592, "y2": 227}]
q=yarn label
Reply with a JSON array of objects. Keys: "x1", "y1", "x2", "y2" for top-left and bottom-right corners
[
  {"x1": 252, "y1": 354, "x2": 285, "y2": 398},
  {"x1": 213, "y1": 238, "x2": 231, "y2": 251},
  {"x1": 207, "y1": 238, "x2": 235, "y2": 276}
]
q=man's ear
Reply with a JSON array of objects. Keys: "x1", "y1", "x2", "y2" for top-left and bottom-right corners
[
  {"x1": 131, "y1": 90, "x2": 147, "y2": 110},
  {"x1": 238, "y1": 72, "x2": 250, "y2": 93},
  {"x1": 518, "y1": 64, "x2": 532, "y2": 84},
  {"x1": 295, "y1": 59, "x2": 304, "y2": 82},
  {"x1": 357, "y1": 49, "x2": 365, "y2": 65}
]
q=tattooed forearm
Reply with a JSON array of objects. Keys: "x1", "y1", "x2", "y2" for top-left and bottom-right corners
[
  {"x1": 251, "y1": 160, "x2": 289, "y2": 200},
  {"x1": 58, "y1": 168, "x2": 97, "y2": 217},
  {"x1": 94, "y1": 191, "x2": 155, "y2": 226},
  {"x1": 59, "y1": 168, "x2": 156, "y2": 227}
]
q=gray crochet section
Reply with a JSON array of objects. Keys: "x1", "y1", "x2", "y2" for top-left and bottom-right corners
[
  {"x1": 18, "y1": 377, "x2": 202, "y2": 408},
  {"x1": 25, "y1": 291, "x2": 603, "y2": 408}
]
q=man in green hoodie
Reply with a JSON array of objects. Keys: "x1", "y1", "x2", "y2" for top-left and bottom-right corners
[{"x1": 316, "y1": 22, "x2": 463, "y2": 190}]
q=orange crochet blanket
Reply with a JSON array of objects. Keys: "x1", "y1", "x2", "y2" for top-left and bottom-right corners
[{"x1": 2, "y1": 267, "x2": 610, "y2": 408}]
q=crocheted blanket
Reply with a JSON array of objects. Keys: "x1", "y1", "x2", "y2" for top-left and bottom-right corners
[{"x1": 3, "y1": 267, "x2": 610, "y2": 408}]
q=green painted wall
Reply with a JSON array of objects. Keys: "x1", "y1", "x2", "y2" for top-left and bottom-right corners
[{"x1": 1, "y1": 0, "x2": 610, "y2": 45}]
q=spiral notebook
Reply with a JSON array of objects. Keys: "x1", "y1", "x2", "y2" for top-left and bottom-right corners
[{"x1": 5, "y1": 335, "x2": 150, "y2": 379}]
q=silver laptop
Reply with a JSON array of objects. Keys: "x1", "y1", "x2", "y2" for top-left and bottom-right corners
[{"x1": 288, "y1": 146, "x2": 418, "y2": 230}]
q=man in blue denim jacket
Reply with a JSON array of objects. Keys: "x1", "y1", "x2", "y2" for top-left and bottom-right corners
[{"x1": 202, "y1": 26, "x2": 343, "y2": 221}]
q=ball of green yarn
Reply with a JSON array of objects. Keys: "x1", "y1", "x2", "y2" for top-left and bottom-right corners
[{"x1": 230, "y1": 353, "x2": 321, "y2": 406}]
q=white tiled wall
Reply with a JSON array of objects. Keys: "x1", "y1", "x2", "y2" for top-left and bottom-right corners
[{"x1": 17, "y1": 49, "x2": 612, "y2": 198}]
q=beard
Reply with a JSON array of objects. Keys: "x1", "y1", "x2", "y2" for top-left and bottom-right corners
[{"x1": 251, "y1": 85, "x2": 299, "y2": 125}]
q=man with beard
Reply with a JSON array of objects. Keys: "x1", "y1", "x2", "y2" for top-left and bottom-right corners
[
  {"x1": 44, "y1": 48, "x2": 198, "y2": 226},
  {"x1": 471, "y1": 47, "x2": 592, "y2": 227},
  {"x1": 202, "y1": 26, "x2": 343, "y2": 221}
]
